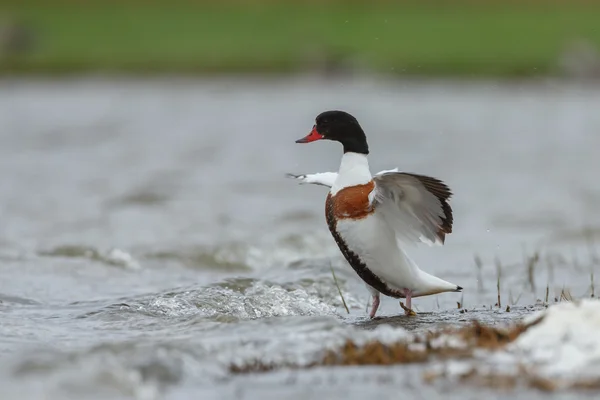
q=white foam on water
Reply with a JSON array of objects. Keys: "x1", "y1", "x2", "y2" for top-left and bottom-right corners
[
  {"x1": 105, "y1": 248, "x2": 141, "y2": 270},
  {"x1": 509, "y1": 299, "x2": 600, "y2": 380},
  {"x1": 435, "y1": 299, "x2": 600, "y2": 388}
]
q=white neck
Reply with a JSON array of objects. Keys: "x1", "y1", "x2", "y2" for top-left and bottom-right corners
[{"x1": 330, "y1": 152, "x2": 372, "y2": 195}]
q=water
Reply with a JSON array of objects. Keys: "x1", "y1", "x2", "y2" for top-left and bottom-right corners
[{"x1": 1, "y1": 76, "x2": 600, "y2": 399}]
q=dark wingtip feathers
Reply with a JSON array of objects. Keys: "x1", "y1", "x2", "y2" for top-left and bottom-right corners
[
  {"x1": 455, "y1": 286, "x2": 463, "y2": 292},
  {"x1": 437, "y1": 232, "x2": 446, "y2": 244},
  {"x1": 405, "y1": 173, "x2": 454, "y2": 241}
]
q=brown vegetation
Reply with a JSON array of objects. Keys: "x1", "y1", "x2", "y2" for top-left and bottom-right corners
[{"x1": 229, "y1": 317, "x2": 540, "y2": 374}]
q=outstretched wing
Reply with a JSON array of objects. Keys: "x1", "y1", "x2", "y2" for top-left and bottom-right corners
[
  {"x1": 372, "y1": 171, "x2": 453, "y2": 246},
  {"x1": 286, "y1": 169, "x2": 397, "y2": 188},
  {"x1": 286, "y1": 172, "x2": 337, "y2": 188},
  {"x1": 287, "y1": 169, "x2": 454, "y2": 246}
]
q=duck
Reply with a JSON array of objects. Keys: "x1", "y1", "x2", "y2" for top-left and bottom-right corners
[{"x1": 288, "y1": 110, "x2": 462, "y2": 318}]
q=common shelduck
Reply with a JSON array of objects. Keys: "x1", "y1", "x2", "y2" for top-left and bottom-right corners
[{"x1": 289, "y1": 110, "x2": 462, "y2": 318}]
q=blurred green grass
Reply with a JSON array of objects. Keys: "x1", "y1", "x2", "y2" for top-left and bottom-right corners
[{"x1": 2, "y1": 1, "x2": 600, "y2": 76}]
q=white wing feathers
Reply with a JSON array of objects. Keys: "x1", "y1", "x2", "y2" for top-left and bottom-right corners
[
  {"x1": 285, "y1": 172, "x2": 337, "y2": 187},
  {"x1": 287, "y1": 170, "x2": 454, "y2": 247},
  {"x1": 372, "y1": 171, "x2": 453, "y2": 247}
]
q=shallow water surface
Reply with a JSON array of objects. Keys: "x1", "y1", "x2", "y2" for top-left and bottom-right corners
[{"x1": 1, "y1": 76, "x2": 600, "y2": 399}]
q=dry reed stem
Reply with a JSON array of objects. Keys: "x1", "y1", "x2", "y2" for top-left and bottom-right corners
[
  {"x1": 526, "y1": 252, "x2": 539, "y2": 294},
  {"x1": 330, "y1": 264, "x2": 349, "y2": 314},
  {"x1": 495, "y1": 257, "x2": 502, "y2": 308},
  {"x1": 559, "y1": 287, "x2": 573, "y2": 302},
  {"x1": 513, "y1": 290, "x2": 523, "y2": 305},
  {"x1": 474, "y1": 254, "x2": 484, "y2": 293}
]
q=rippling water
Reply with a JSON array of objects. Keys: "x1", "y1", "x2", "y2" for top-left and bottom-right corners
[{"x1": 1, "y1": 76, "x2": 600, "y2": 399}]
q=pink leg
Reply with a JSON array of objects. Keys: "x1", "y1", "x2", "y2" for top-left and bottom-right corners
[
  {"x1": 369, "y1": 294, "x2": 380, "y2": 319},
  {"x1": 404, "y1": 289, "x2": 412, "y2": 309},
  {"x1": 403, "y1": 288, "x2": 414, "y2": 316}
]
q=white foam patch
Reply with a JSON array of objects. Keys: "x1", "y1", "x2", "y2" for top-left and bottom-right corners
[
  {"x1": 508, "y1": 299, "x2": 600, "y2": 379},
  {"x1": 434, "y1": 299, "x2": 600, "y2": 388},
  {"x1": 105, "y1": 248, "x2": 141, "y2": 270},
  {"x1": 39, "y1": 244, "x2": 142, "y2": 270},
  {"x1": 428, "y1": 333, "x2": 468, "y2": 351}
]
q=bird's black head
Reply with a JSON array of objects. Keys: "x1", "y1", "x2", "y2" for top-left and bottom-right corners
[{"x1": 296, "y1": 110, "x2": 369, "y2": 154}]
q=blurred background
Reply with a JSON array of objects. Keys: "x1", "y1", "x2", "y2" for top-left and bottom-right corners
[
  {"x1": 1, "y1": 1, "x2": 600, "y2": 399},
  {"x1": 2, "y1": 0, "x2": 600, "y2": 77}
]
